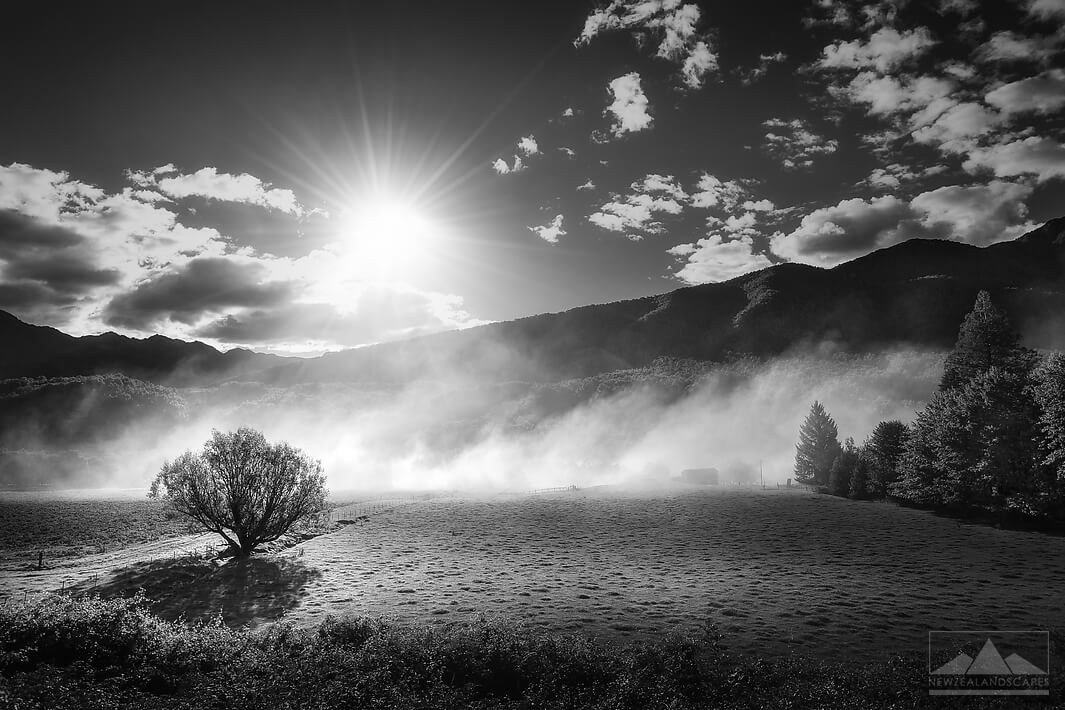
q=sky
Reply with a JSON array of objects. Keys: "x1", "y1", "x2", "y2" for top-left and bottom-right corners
[{"x1": 1, "y1": 0, "x2": 1063, "y2": 355}]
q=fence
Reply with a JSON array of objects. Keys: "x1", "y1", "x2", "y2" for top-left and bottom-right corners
[{"x1": 528, "y1": 485, "x2": 580, "y2": 495}]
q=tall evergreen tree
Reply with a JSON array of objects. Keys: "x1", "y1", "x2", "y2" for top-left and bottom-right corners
[
  {"x1": 828, "y1": 437, "x2": 859, "y2": 497},
  {"x1": 940, "y1": 291, "x2": 1034, "y2": 391},
  {"x1": 848, "y1": 449, "x2": 871, "y2": 500},
  {"x1": 1035, "y1": 353, "x2": 1065, "y2": 484},
  {"x1": 794, "y1": 401, "x2": 842, "y2": 485},
  {"x1": 864, "y1": 420, "x2": 909, "y2": 498}
]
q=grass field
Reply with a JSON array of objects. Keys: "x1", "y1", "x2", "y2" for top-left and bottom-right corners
[
  {"x1": 2, "y1": 486, "x2": 1062, "y2": 667},
  {"x1": 0, "y1": 490, "x2": 195, "y2": 566}
]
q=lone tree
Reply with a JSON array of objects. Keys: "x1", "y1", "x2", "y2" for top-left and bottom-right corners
[
  {"x1": 794, "y1": 401, "x2": 842, "y2": 486},
  {"x1": 150, "y1": 428, "x2": 327, "y2": 557}
]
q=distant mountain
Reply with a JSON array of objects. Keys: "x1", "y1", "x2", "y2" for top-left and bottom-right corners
[
  {"x1": 268, "y1": 216, "x2": 1065, "y2": 384},
  {"x1": 0, "y1": 311, "x2": 286, "y2": 385},
  {"x1": 2, "y1": 217, "x2": 1063, "y2": 386}
]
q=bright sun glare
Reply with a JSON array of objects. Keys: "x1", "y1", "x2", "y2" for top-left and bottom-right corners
[{"x1": 337, "y1": 195, "x2": 440, "y2": 277}]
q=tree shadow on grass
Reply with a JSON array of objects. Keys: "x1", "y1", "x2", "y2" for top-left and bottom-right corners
[{"x1": 69, "y1": 556, "x2": 322, "y2": 627}]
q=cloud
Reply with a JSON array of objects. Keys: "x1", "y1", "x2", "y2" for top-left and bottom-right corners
[
  {"x1": 637, "y1": 173, "x2": 688, "y2": 200},
  {"x1": 689, "y1": 173, "x2": 748, "y2": 211},
  {"x1": 577, "y1": 179, "x2": 596, "y2": 191},
  {"x1": 102, "y1": 257, "x2": 295, "y2": 330},
  {"x1": 576, "y1": 0, "x2": 719, "y2": 89},
  {"x1": 681, "y1": 41, "x2": 718, "y2": 89},
  {"x1": 770, "y1": 181, "x2": 1034, "y2": 267},
  {"x1": 975, "y1": 31, "x2": 1061, "y2": 64},
  {"x1": 492, "y1": 156, "x2": 525, "y2": 175},
  {"x1": 528, "y1": 214, "x2": 566, "y2": 244},
  {"x1": 739, "y1": 52, "x2": 788, "y2": 84},
  {"x1": 910, "y1": 181, "x2": 1034, "y2": 246},
  {"x1": 963, "y1": 136, "x2": 1065, "y2": 182},
  {"x1": 517, "y1": 135, "x2": 539, "y2": 156},
  {"x1": 864, "y1": 163, "x2": 948, "y2": 190},
  {"x1": 588, "y1": 174, "x2": 687, "y2": 239},
  {"x1": 668, "y1": 234, "x2": 773, "y2": 284},
  {"x1": 0, "y1": 162, "x2": 482, "y2": 352},
  {"x1": 558, "y1": 147, "x2": 576, "y2": 158},
  {"x1": 0, "y1": 210, "x2": 120, "y2": 315},
  {"x1": 605, "y1": 72, "x2": 653, "y2": 137},
  {"x1": 770, "y1": 196, "x2": 926, "y2": 267},
  {"x1": 561, "y1": 107, "x2": 575, "y2": 118},
  {"x1": 910, "y1": 101, "x2": 1001, "y2": 154},
  {"x1": 194, "y1": 284, "x2": 484, "y2": 351},
  {"x1": 762, "y1": 118, "x2": 839, "y2": 169},
  {"x1": 742, "y1": 199, "x2": 776, "y2": 212},
  {"x1": 840, "y1": 72, "x2": 956, "y2": 118},
  {"x1": 818, "y1": 27, "x2": 936, "y2": 73},
  {"x1": 985, "y1": 69, "x2": 1065, "y2": 114},
  {"x1": 1026, "y1": 0, "x2": 1065, "y2": 20},
  {"x1": 132, "y1": 166, "x2": 304, "y2": 215}
]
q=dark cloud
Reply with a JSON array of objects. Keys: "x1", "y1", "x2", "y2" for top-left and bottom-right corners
[
  {"x1": 195, "y1": 285, "x2": 468, "y2": 347},
  {"x1": 102, "y1": 257, "x2": 295, "y2": 330},
  {"x1": 0, "y1": 210, "x2": 119, "y2": 313},
  {"x1": 0, "y1": 282, "x2": 72, "y2": 309}
]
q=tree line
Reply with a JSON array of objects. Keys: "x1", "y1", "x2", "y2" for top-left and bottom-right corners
[{"x1": 794, "y1": 291, "x2": 1065, "y2": 521}]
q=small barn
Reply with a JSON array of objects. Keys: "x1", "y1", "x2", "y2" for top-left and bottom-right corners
[{"x1": 678, "y1": 467, "x2": 719, "y2": 485}]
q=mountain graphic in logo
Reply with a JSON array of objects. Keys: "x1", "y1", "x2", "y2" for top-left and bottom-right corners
[{"x1": 932, "y1": 639, "x2": 1047, "y2": 676}]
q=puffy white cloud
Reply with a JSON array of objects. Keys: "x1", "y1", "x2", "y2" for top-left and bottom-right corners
[
  {"x1": 605, "y1": 72, "x2": 653, "y2": 137},
  {"x1": 527, "y1": 214, "x2": 566, "y2": 244},
  {"x1": 770, "y1": 182, "x2": 1035, "y2": 267},
  {"x1": 842, "y1": 72, "x2": 956, "y2": 118},
  {"x1": 818, "y1": 27, "x2": 936, "y2": 73},
  {"x1": 492, "y1": 155, "x2": 525, "y2": 175},
  {"x1": 577, "y1": 179, "x2": 596, "y2": 191},
  {"x1": 689, "y1": 173, "x2": 747, "y2": 211},
  {"x1": 762, "y1": 118, "x2": 839, "y2": 169},
  {"x1": 963, "y1": 136, "x2": 1065, "y2": 182},
  {"x1": 681, "y1": 41, "x2": 718, "y2": 89},
  {"x1": 131, "y1": 166, "x2": 304, "y2": 215},
  {"x1": 985, "y1": 69, "x2": 1065, "y2": 114},
  {"x1": 910, "y1": 181, "x2": 1034, "y2": 246},
  {"x1": 635, "y1": 173, "x2": 688, "y2": 200},
  {"x1": 668, "y1": 234, "x2": 773, "y2": 284},
  {"x1": 588, "y1": 173, "x2": 688, "y2": 238},
  {"x1": 576, "y1": 0, "x2": 719, "y2": 88},
  {"x1": 517, "y1": 135, "x2": 539, "y2": 156},
  {"x1": 770, "y1": 195, "x2": 921, "y2": 267},
  {"x1": 742, "y1": 199, "x2": 776, "y2": 212},
  {"x1": 910, "y1": 101, "x2": 1001, "y2": 153},
  {"x1": 558, "y1": 147, "x2": 576, "y2": 158},
  {"x1": 561, "y1": 107, "x2": 575, "y2": 118}
]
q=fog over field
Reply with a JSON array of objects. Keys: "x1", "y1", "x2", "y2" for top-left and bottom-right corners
[{"x1": 2, "y1": 348, "x2": 943, "y2": 492}]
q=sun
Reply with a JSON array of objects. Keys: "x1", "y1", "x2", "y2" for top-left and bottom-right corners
[{"x1": 336, "y1": 194, "x2": 440, "y2": 278}]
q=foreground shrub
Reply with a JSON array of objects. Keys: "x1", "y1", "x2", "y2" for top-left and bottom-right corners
[{"x1": 1, "y1": 595, "x2": 1059, "y2": 709}]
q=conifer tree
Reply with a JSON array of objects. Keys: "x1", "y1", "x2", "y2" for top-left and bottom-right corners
[
  {"x1": 828, "y1": 437, "x2": 859, "y2": 497},
  {"x1": 864, "y1": 420, "x2": 909, "y2": 498},
  {"x1": 1035, "y1": 353, "x2": 1065, "y2": 483},
  {"x1": 794, "y1": 401, "x2": 842, "y2": 485},
  {"x1": 940, "y1": 290, "x2": 1033, "y2": 391}
]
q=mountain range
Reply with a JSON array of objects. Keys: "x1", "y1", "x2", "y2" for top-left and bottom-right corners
[{"x1": 2, "y1": 216, "x2": 1063, "y2": 387}]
